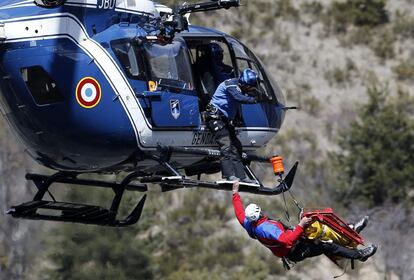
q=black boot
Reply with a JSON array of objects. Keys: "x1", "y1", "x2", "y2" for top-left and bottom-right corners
[
  {"x1": 358, "y1": 244, "x2": 378, "y2": 262},
  {"x1": 220, "y1": 159, "x2": 235, "y2": 180},
  {"x1": 352, "y1": 216, "x2": 369, "y2": 233}
]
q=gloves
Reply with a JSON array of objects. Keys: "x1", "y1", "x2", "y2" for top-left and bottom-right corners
[{"x1": 255, "y1": 95, "x2": 262, "y2": 103}]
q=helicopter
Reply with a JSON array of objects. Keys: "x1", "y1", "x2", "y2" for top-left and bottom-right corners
[{"x1": 0, "y1": 0, "x2": 299, "y2": 227}]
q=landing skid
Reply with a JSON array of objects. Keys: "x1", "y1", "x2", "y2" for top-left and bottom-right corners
[
  {"x1": 7, "y1": 147, "x2": 299, "y2": 227},
  {"x1": 7, "y1": 172, "x2": 148, "y2": 227}
]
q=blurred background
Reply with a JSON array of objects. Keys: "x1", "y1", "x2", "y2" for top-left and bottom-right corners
[{"x1": 1, "y1": 0, "x2": 413, "y2": 279}]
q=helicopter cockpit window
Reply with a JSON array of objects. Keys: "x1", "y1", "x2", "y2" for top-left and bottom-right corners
[
  {"x1": 21, "y1": 66, "x2": 64, "y2": 105},
  {"x1": 111, "y1": 39, "x2": 145, "y2": 80},
  {"x1": 227, "y1": 38, "x2": 283, "y2": 104},
  {"x1": 248, "y1": 51, "x2": 286, "y2": 105},
  {"x1": 144, "y1": 41, "x2": 194, "y2": 90}
]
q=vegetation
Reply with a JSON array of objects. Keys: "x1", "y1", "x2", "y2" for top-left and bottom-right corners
[
  {"x1": 393, "y1": 11, "x2": 414, "y2": 38},
  {"x1": 273, "y1": 0, "x2": 299, "y2": 20},
  {"x1": 325, "y1": 67, "x2": 350, "y2": 86},
  {"x1": 300, "y1": 1, "x2": 323, "y2": 17},
  {"x1": 370, "y1": 27, "x2": 395, "y2": 61},
  {"x1": 43, "y1": 225, "x2": 154, "y2": 280},
  {"x1": 40, "y1": 189, "x2": 155, "y2": 280},
  {"x1": 393, "y1": 59, "x2": 414, "y2": 81},
  {"x1": 345, "y1": 26, "x2": 373, "y2": 45},
  {"x1": 333, "y1": 84, "x2": 414, "y2": 207},
  {"x1": 324, "y1": 0, "x2": 388, "y2": 33},
  {"x1": 285, "y1": 83, "x2": 324, "y2": 117},
  {"x1": 153, "y1": 190, "x2": 285, "y2": 280},
  {"x1": 323, "y1": 58, "x2": 358, "y2": 88}
]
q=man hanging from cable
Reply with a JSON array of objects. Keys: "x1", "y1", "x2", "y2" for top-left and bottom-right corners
[{"x1": 231, "y1": 181, "x2": 377, "y2": 266}]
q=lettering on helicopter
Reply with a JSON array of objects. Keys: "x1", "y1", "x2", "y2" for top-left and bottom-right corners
[
  {"x1": 192, "y1": 131, "x2": 215, "y2": 145},
  {"x1": 170, "y1": 99, "x2": 180, "y2": 119},
  {"x1": 76, "y1": 77, "x2": 102, "y2": 108},
  {"x1": 98, "y1": 0, "x2": 116, "y2": 9}
]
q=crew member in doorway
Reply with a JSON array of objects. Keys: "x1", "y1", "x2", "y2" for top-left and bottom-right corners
[
  {"x1": 206, "y1": 68, "x2": 259, "y2": 183},
  {"x1": 232, "y1": 182, "x2": 378, "y2": 265},
  {"x1": 208, "y1": 42, "x2": 233, "y2": 84},
  {"x1": 195, "y1": 42, "x2": 233, "y2": 98}
]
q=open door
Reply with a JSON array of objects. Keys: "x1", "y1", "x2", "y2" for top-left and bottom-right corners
[{"x1": 183, "y1": 37, "x2": 235, "y2": 112}]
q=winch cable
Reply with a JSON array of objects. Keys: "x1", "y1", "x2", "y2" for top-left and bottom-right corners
[
  {"x1": 270, "y1": 156, "x2": 303, "y2": 222},
  {"x1": 281, "y1": 186, "x2": 303, "y2": 222},
  {"x1": 281, "y1": 189, "x2": 290, "y2": 221}
]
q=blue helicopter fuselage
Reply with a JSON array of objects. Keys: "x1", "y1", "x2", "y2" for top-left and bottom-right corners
[{"x1": 0, "y1": 0, "x2": 286, "y2": 173}]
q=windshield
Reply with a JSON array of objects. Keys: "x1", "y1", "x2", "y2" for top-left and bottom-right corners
[
  {"x1": 144, "y1": 40, "x2": 194, "y2": 90},
  {"x1": 246, "y1": 48, "x2": 286, "y2": 105},
  {"x1": 227, "y1": 37, "x2": 285, "y2": 104},
  {"x1": 111, "y1": 39, "x2": 145, "y2": 80}
]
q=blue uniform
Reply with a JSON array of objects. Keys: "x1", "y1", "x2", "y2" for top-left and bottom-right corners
[
  {"x1": 207, "y1": 78, "x2": 256, "y2": 180},
  {"x1": 210, "y1": 78, "x2": 256, "y2": 120}
]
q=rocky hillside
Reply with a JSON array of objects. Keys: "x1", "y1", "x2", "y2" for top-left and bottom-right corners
[
  {"x1": 0, "y1": 0, "x2": 413, "y2": 279},
  {"x1": 159, "y1": 0, "x2": 414, "y2": 278},
  {"x1": 186, "y1": 1, "x2": 414, "y2": 279}
]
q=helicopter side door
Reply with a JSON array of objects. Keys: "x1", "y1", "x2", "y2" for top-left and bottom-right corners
[{"x1": 142, "y1": 39, "x2": 199, "y2": 128}]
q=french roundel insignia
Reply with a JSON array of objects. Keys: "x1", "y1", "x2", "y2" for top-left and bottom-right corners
[{"x1": 76, "y1": 77, "x2": 102, "y2": 108}]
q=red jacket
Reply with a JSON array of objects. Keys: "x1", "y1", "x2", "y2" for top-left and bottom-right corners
[{"x1": 232, "y1": 193, "x2": 304, "y2": 257}]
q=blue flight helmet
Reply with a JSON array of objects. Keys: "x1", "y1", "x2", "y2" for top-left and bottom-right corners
[{"x1": 239, "y1": 68, "x2": 259, "y2": 90}]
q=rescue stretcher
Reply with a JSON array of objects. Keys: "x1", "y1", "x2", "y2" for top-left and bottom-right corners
[{"x1": 303, "y1": 208, "x2": 365, "y2": 269}]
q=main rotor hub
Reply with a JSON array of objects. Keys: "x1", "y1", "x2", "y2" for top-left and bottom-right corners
[{"x1": 159, "y1": 0, "x2": 240, "y2": 41}]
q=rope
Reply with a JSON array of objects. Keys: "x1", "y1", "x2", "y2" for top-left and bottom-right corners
[
  {"x1": 333, "y1": 259, "x2": 350, "y2": 279},
  {"x1": 281, "y1": 187, "x2": 303, "y2": 223},
  {"x1": 282, "y1": 189, "x2": 290, "y2": 222}
]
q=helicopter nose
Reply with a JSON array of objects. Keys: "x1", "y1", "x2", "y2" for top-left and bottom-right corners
[{"x1": 262, "y1": 102, "x2": 285, "y2": 130}]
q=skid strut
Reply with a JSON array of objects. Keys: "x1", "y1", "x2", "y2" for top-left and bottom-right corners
[
  {"x1": 7, "y1": 172, "x2": 148, "y2": 227},
  {"x1": 151, "y1": 146, "x2": 299, "y2": 195},
  {"x1": 141, "y1": 162, "x2": 297, "y2": 195}
]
